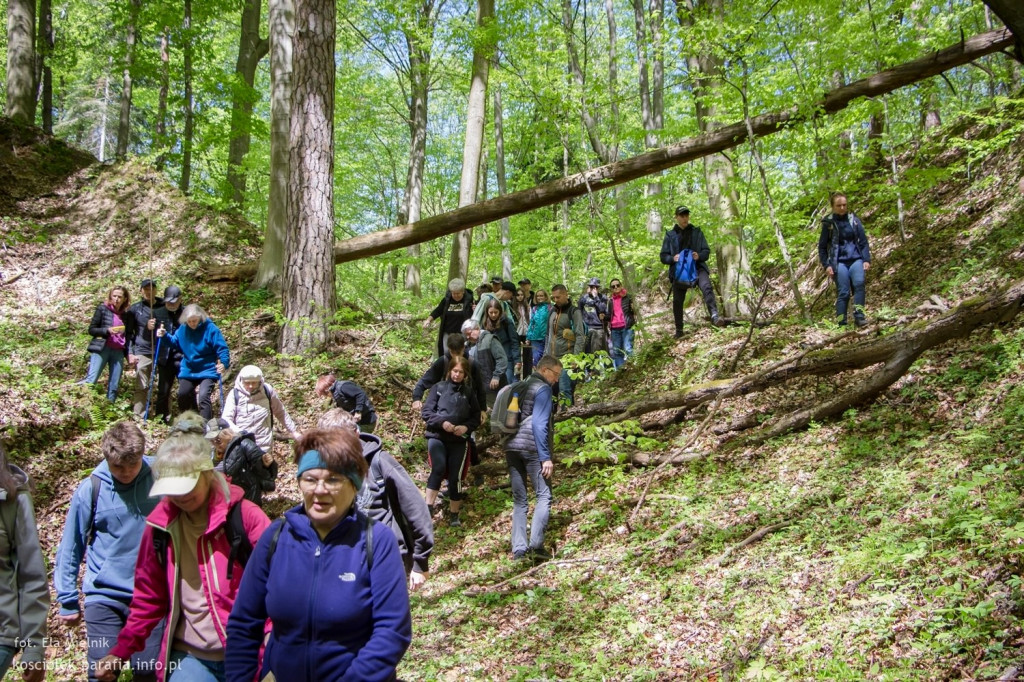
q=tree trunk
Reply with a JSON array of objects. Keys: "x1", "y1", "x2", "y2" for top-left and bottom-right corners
[
  {"x1": 253, "y1": 0, "x2": 293, "y2": 292},
  {"x1": 494, "y1": 84, "x2": 513, "y2": 279},
  {"x1": 98, "y1": 68, "x2": 109, "y2": 161},
  {"x1": 204, "y1": 29, "x2": 1014, "y2": 280},
  {"x1": 401, "y1": 5, "x2": 433, "y2": 298},
  {"x1": 981, "y1": 0, "x2": 1024, "y2": 60},
  {"x1": 116, "y1": 0, "x2": 141, "y2": 159},
  {"x1": 680, "y1": 0, "x2": 752, "y2": 316},
  {"x1": 280, "y1": 0, "x2": 337, "y2": 354},
  {"x1": 634, "y1": 0, "x2": 664, "y2": 238},
  {"x1": 179, "y1": 0, "x2": 194, "y2": 193},
  {"x1": 447, "y1": 0, "x2": 493, "y2": 283},
  {"x1": 36, "y1": 0, "x2": 53, "y2": 134},
  {"x1": 227, "y1": 0, "x2": 270, "y2": 207},
  {"x1": 5, "y1": 0, "x2": 36, "y2": 123},
  {"x1": 155, "y1": 27, "x2": 170, "y2": 171}
]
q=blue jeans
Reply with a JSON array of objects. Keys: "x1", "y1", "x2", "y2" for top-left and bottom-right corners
[
  {"x1": 609, "y1": 328, "x2": 634, "y2": 368},
  {"x1": 167, "y1": 650, "x2": 225, "y2": 682},
  {"x1": 86, "y1": 348, "x2": 125, "y2": 401},
  {"x1": 557, "y1": 369, "x2": 574, "y2": 406},
  {"x1": 530, "y1": 338, "x2": 547, "y2": 366},
  {"x1": 0, "y1": 645, "x2": 15, "y2": 679},
  {"x1": 86, "y1": 602, "x2": 163, "y2": 682},
  {"x1": 506, "y1": 449, "x2": 551, "y2": 554},
  {"x1": 835, "y1": 260, "x2": 866, "y2": 324}
]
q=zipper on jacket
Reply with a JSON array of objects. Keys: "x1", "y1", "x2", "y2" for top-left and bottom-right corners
[
  {"x1": 305, "y1": 544, "x2": 323, "y2": 681},
  {"x1": 205, "y1": 537, "x2": 230, "y2": 644}
]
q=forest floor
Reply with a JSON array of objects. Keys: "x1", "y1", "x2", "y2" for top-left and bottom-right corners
[{"x1": 2, "y1": 99, "x2": 1024, "y2": 681}]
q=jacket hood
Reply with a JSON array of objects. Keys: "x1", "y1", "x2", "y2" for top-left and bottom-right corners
[
  {"x1": 232, "y1": 372, "x2": 265, "y2": 394},
  {"x1": 359, "y1": 433, "x2": 383, "y2": 462},
  {"x1": 1, "y1": 463, "x2": 30, "y2": 498}
]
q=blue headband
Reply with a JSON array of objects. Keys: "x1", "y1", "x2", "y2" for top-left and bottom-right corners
[{"x1": 296, "y1": 450, "x2": 363, "y2": 491}]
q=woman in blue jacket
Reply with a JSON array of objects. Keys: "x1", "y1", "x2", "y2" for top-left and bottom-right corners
[
  {"x1": 225, "y1": 429, "x2": 412, "y2": 682},
  {"x1": 156, "y1": 303, "x2": 230, "y2": 419}
]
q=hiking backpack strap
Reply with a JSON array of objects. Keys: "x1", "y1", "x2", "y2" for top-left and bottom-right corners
[
  {"x1": 263, "y1": 517, "x2": 286, "y2": 570},
  {"x1": 225, "y1": 500, "x2": 254, "y2": 582},
  {"x1": 264, "y1": 385, "x2": 273, "y2": 438},
  {"x1": 87, "y1": 473, "x2": 102, "y2": 547}
]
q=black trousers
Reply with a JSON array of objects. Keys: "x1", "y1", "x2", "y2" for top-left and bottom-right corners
[
  {"x1": 672, "y1": 269, "x2": 718, "y2": 332},
  {"x1": 178, "y1": 377, "x2": 218, "y2": 420},
  {"x1": 154, "y1": 361, "x2": 178, "y2": 422}
]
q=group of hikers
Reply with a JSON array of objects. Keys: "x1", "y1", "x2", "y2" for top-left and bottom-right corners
[{"x1": 0, "y1": 196, "x2": 873, "y2": 679}]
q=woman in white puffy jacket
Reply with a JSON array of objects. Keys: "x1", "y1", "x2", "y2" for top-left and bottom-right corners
[{"x1": 221, "y1": 365, "x2": 300, "y2": 453}]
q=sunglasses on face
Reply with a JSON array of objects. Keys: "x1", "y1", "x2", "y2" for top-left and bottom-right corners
[{"x1": 611, "y1": 283, "x2": 621, "y2": 289}]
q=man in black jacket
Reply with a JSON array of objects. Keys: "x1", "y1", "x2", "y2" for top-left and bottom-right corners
[
  {"x1": 127, "y1": 279, "x2": 163, "y2": 416},
  {"x1": 151, "y1": 285, "x2": 184, "y2": 424},
  {"x1": 659, "y1": 206, "x2": 721, "y2": 337},
  {"x1": 423, "y1": 278, "x2": 475, "y2": 357}
]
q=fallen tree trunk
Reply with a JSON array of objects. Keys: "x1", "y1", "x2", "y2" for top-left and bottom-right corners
[
  {"x1": 206, "y1": 29, "x2": 1014, "y2": 282},
  {"x1": 561, "y1": 279, "x2": 1024, "y2": 432}
]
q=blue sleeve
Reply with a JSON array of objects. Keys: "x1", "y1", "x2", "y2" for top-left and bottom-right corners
[
  {"x1": 209, "y1": 323, "x2": 231, "y2": 369},
  {"x1": 818, "y1": 220, "x2": 831, "y2": 267},
  {"x1": 53, "y1": 480, "x2": 93, "y2": 615},
  {"x1": 343, "y1": 524, "x2": 412, "y2": 682},
  {"x1": 531, "y1": 385, "x2": 553, "y2": 462},
  {"x1": 225, "y1": 520, "x2": 278, "y2": 682}
]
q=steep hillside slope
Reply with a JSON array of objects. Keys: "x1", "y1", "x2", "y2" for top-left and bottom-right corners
[{"x1": 1, "y1": 101, "x2": 1023, "y2": 681}]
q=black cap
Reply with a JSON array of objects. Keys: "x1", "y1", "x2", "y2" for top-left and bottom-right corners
[
  {"x1": 490, "y1": 275, "x2": 503, "y2": 284},
  {"x1": 140, "y1": 278, "x2": 157, "y2": 288},
  {"x1": 163, "y1": 285, "x2": 182, "y2": 304},
  {"x1": 588, "y1": 277, "x2": 601, "y2": 287},
  {"x1": 518, "y1": 278, "x2": 531, "y2": 285},
  {"x1": 501, "y1": 281, "x2": 517, "y2": 293},
  {"x1": 675, "y1": 205, "x2": 690, "y2": 216}
]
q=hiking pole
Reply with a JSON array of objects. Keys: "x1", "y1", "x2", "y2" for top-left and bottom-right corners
[
  {"x1": 143, "y1": 334, "x2": 162, "y2": 422},
  {"x1": 218, "y1": 373, "x2": 225, "y2": 411}
]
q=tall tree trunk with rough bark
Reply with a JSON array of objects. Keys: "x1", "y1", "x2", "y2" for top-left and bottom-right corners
[
  {"x1": 254, "y1": 0, "x2": 293, "y2": 291},
  {"x1": 634, "y1": 0, "x2": 664, "y2": 238},
  {"x1": 179, "y1": 0, "x2": 194, "y2": 193},
  {"x1": 494, "y1": 83, "x2": 512, "y2": 279},
  {"x1": 37, "y1": 0, "x2": 53, "y2": 134},
  {"x1": 116, "y1": 0, "x2": 141, "y2": 159},
  {"x1": 280, "y1": 0, "x2": 336, "y2": 354},
  {"x1": 401, "y1": 2, "x2": 434, "y2": 298},
  {"x1": 447, "y1": 0, "x2": 494, "y2": 282},
  {"x1": 155, "y1": 27, "x2": 170, "y2": 170},
  {"x1": 6, "y1": 0, "x2": 36, "y2": 123},
  {"x1": 227, "y1": 0, "x2": 270, "y2": 207},
  {"x1": 679, "y1": 0, "x2": 752, "y2": 316}
]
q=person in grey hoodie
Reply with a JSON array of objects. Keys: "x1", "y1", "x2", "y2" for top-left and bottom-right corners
[
  {"x1": 0, "y1": 443, "x2": 47, "y2": 682},
  {"x1": 53, "y1": 422, "x2": 163, "y2": 682},
  {"x1": 318, "y1": 409, "x2": 434, "y2": 592}
]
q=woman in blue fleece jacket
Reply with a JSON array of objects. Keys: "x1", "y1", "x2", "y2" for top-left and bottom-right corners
[
  {"x1": 225, "y1": 428, "x2": 412, "y2": 682},
  {"x1": 156, "y1": 303, "x2": 230, "y2": 419}
]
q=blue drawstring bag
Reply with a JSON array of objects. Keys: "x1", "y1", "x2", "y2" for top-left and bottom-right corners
[{"x1": 674, "y1": 249, "x2": 697, "y2": 286}]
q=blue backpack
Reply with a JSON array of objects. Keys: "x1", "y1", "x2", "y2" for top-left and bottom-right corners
[{"x1": 674, "y1": 249, "x2": 697, "y2": 286}]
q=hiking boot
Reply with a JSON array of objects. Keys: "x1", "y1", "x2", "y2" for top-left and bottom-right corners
[
  {"x1": 448, "y1": 512, "x2": 462, "y2": 528},
  {"x1": 711, "y1": 313, "x2": 721, "y2": 327},
  {"x1": 854, "y1": 315, "x2": 869, "y2": 329},
  {"x1": 512, "y1": 550, "x2": 527, "y2": 561},
  {"x1": 674, "y1": 330, "x2": 684, "y2": 339},
  {"x1": 528, "y1": 547, "x2": 552, "y2": 562}
]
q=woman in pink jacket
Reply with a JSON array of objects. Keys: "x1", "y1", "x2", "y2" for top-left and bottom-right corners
[{"x1": 95, "y1": 413, "x2": 271, "y2": 682}]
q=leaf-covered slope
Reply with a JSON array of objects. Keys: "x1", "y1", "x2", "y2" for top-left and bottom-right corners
[{"x1": 0, "y1": 103, "x2": 1022, "y2": 680}]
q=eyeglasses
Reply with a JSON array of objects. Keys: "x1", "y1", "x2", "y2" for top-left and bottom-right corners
[
  {"x1": 299, "y1": 475, "x2": 349, "y2": 493},
  {"x1": 611, "y1": 284, "x2": 621, "y2": 289}
]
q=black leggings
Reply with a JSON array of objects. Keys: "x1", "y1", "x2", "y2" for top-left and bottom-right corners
[
  {"x1": 178, "y1": 377, "x2": 218, "y2": 420},
  {"x1": 426, "y1": 438, "x2": 468, "y2": 501}
]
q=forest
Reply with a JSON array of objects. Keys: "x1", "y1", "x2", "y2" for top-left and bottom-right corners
[{"x1": 1, "y1": 0, "x2": 1024, "y2": 678}]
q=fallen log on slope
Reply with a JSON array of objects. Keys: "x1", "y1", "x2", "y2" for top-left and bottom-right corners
[
  {"x1": 561, "y1": 280, "x2": 1024, "y2": 439},
  {"x1": 206, "y1": 29, "x2": 1014, "y2": 283}
]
